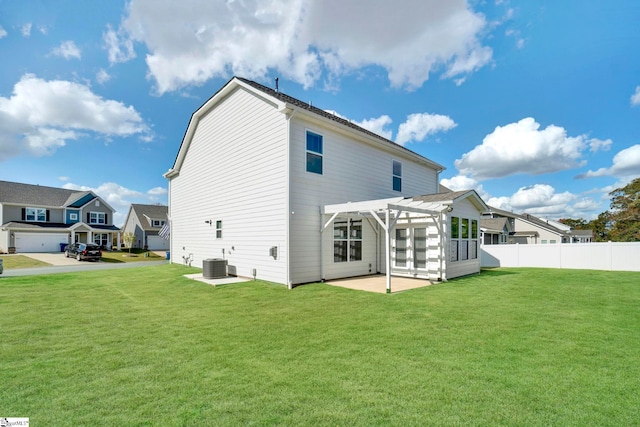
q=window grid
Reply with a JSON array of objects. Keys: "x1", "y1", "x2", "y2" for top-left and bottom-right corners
[
  {"x1": 334, "y1": 219, "x2": 362, "y2": 263},
  {"x1": 451, "y1": 217, "x2": 479, "y2": 262}
]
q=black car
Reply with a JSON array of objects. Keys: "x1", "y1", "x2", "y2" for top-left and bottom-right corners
[{"x1": 65, "y1": 243, "x2": 102, "y2": 261}]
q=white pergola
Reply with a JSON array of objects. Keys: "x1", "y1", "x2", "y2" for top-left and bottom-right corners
[{"x1": 322, "y1": 197, "x2": 450, "y2": 293}]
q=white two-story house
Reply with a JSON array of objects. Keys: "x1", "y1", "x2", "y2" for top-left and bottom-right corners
[{"x1": 165, "y1": 77, "x2": 487, "y2": 289}]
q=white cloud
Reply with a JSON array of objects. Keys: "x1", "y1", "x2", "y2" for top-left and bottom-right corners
[
  {"x1": 51, "y1": 40, "x2": 82, "y2": 60},
  {"x1": 63, "y1": 182, "x2": 167, "y2": 226},
  {"x1": 455, "y1": 117, "x2": 588, "y2": 179},
  {"x1": 0, "y1": 26, "x2": 7, "y2": 39},
  {"x1": 441, "y1": 174, "x2": 479, "y2": 191},
  {"x1": 0, "y1": 74, "x2": 151, "y2": 160},
  {"x1": 588, "y1": 138, "x2": 611, "y2": 152},
  {"x1": 440, "y1": 174, "x2": 489, "y2": 199},
  {"x1": 113, "y1": 0, "x2": 493, "y2": 94},
  {"x1": 631, "y1": 86, "x2": 640, "y2": 106},
  {"x1": 147, "y1": 186, "x2": 168, "y2": 196},
  {"x1": 396, "y1": 113, "x2": 457, "y2": 145},
  {"x1": 103, "y1": 24, "x2": 136, "y2": 64},
  {"x1": 578, "y1": 144, "x2": 640, "y2": 179},
  {"x1": 96, "y1": 69, "x2": 111, "y2": 84},
  {"x1": 509, "y1": 184, "x2": 575, "y2": 211},
  {"x1": 354, "y1": 115, "x2": 393, "y2": 140},
  {"x1": 20, "y1": 23, "x2": 32, "y2": 37}
]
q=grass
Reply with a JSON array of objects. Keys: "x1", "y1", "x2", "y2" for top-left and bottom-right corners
[
  {"x1": 0, "y1": 254, "x2": 50, "y2": 269},
  {"x1": 1, "y1": 266, "x2": 639, "y2": 425},
  {"x1": 101, "y1": 249, "x2": 165, "y2": 263},
  {"x1": 0, "y1": 249, "x2": 163, "y2": 269}
]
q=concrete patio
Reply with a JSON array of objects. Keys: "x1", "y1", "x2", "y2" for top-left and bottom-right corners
[{"x1": 325, "y1": 274, "x2": 436, "y2": 294}]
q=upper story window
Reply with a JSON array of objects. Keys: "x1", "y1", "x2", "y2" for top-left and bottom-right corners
[
  {"x1": 26, "y1": 207, "x2": 46, "y2": 222},
  {"x1": 90, "y1": 212, "x2": 106, "y2": 224},
  {"x1": 151, "y1": 219, "x2": 165, "y2": 227},
  {"x1": 392, "y1": 160, "x2": 402, "y2": 192},
  {"x1": 306, "y1": 131, "x2": 323, "y2": 174}
]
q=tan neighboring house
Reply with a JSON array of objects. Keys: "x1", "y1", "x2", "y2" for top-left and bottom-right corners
[
  {"x1": 121, "y1": 204, "x2": 169, "y2": 250},
  {"x1": 0, "y1": 180, "x2": 120, "y2": 253}
]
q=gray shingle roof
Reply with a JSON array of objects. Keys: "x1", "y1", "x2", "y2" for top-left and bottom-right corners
[
  {"x1": 0, "y1": 180, "x2": 80, "y2": 207},
  {"x1": 131, "y1": 204, "x2": 168, "y2": 231},
  {"x1": 481, "y1": 217, "x2": 509, "y2": 232}
]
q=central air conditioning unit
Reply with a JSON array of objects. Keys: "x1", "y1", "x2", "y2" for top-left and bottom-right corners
[{"x1": 203, "y1": 258, "x2": 228, "y2": 279}]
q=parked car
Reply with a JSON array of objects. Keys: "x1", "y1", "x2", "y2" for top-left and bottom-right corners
[
  {"x1": 65, "y1": 243, "x2": 102, "y2": 261},
  {"x1": 0, "y1": 258, "x2": 3, "y2": 274}
]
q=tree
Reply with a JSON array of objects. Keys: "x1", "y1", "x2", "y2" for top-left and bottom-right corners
[
  {"x1": 559, "y1": 218, "x2": 588, "y2": 229},
  {"x1": 608, "y1": 178, "x2": 640, "y2": 241},
  {"x1": 122, "y1": 232, "x2": 136, "y2": 255},
  {"x1": 587, "y1": 211, "x2": 612, "y2": 242}
]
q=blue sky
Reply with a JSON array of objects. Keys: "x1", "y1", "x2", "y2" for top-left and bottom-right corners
[{"x1": 1, "y1": 0, "x2": 639, "y2": 226}]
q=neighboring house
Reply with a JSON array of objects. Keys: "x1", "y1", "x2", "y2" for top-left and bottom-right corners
[
  {"x1": 569, "y1": 229, "x2": 593, "y2": 243},
  {"x1": 482, "y1": 206, "x2": 570, "y2": 244},
  {"x1": 480, "y1": 217, "x2": 513, "y2": 245},
  {"x1": 164, "y1": 77, "x2": 488, "y2": 289},
  {"x1": 121, "y1": 204, "x2": 169, "y2": 250},
  {"x1": 0, "y1": 180, "x2": 120, "y2": 253}
]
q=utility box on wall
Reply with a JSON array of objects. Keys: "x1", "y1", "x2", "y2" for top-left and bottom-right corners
[{"x1": 203, "y1": 258, "x2": 227, "y2": 279}]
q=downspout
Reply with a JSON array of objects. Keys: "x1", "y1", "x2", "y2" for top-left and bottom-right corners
[{"x1": 285, "y1": 108, "x2": 297, "y2": 289}]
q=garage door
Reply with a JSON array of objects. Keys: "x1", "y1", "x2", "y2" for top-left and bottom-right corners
[
  {"x1": 147, "y1": 236, "x2": 170, "y2": 251},
  {"x1": 15, "y1": 232, "x2": 68, "y2": 253}
]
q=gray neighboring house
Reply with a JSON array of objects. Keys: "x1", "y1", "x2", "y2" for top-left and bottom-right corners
[
  {"x1": 121, "y1": 204, "x2": 169, "y2": 250},
  {"x1": 481, "y1": 206, "x2": 583, "y2": 244},
  {"x1": 0, "y1": 180, "x2": 120, "y2": 253}
]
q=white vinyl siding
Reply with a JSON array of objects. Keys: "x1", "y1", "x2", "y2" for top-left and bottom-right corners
[
  {"x1": 447, "y1": 199, "x2": 482, "y2": 279},
  {"x1": 289, "y1": 115, "x2": 439, "y2": 284},
  {"x1": 169, "y1": 87, "x2": 288, "y2": 283}
]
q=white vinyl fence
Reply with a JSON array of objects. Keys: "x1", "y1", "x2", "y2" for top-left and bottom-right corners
[{"x1": 481, "y1": 242, "x2": 640, "y2": 272}]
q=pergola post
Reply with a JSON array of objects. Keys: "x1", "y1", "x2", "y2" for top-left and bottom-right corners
[{"x1": 385, "y1": 208, "x2": 391, "y2": 294}]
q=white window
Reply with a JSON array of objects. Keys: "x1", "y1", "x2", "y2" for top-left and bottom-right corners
[
  {"x1": 90, "y1": 212, "x2": 106, "y2": 224},
  {"x1": 333, "y1": 219, "x2": 362, "y2": 263},
  {"x1": 450, "y1": 217, "x2": 479, "y2": 262},
  {"x1": 69, "y1": 213, "x2": 78, "y2": 221},
  {"x1": 392, "y1": 160, "x2": 402, "y2": 192},
  {"x1": 306, "y1": 131, "x2": 323, "y2": 174},
  {"x1": 216, "y1": 220, "x2": 222, "y2": 239},
  {"x1": 93, "y1": 233, "x2": 108, "y2": 247},
  {"x1": 152, "y1": 219, "x2": 165, "y2": 227},
  {"x1": 26, "y1": 207, "x2": 46, "y2": 222}
]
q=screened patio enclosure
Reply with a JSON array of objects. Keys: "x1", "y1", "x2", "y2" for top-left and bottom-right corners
[{"x1": 321, "y1": 196, "x2": 450, "y2": 294}]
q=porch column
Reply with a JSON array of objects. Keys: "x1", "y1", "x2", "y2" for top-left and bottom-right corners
[
  {"x1": 88, "y1": 230, "x2": 92, "y2": 244},
  {"x1": 117, "y1": 232, "x2": 121, "y2": 250}
]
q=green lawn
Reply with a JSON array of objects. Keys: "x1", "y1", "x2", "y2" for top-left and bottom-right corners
[
  {"x1": 0, "y1": 254, "x2": 50, "y2": 269},
  {"x1": 101, "y1": 249, "x2": 165, "y2": 263},
  {"x1": 1, "y1": 266, "x2": 639, "y2": 426}
]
